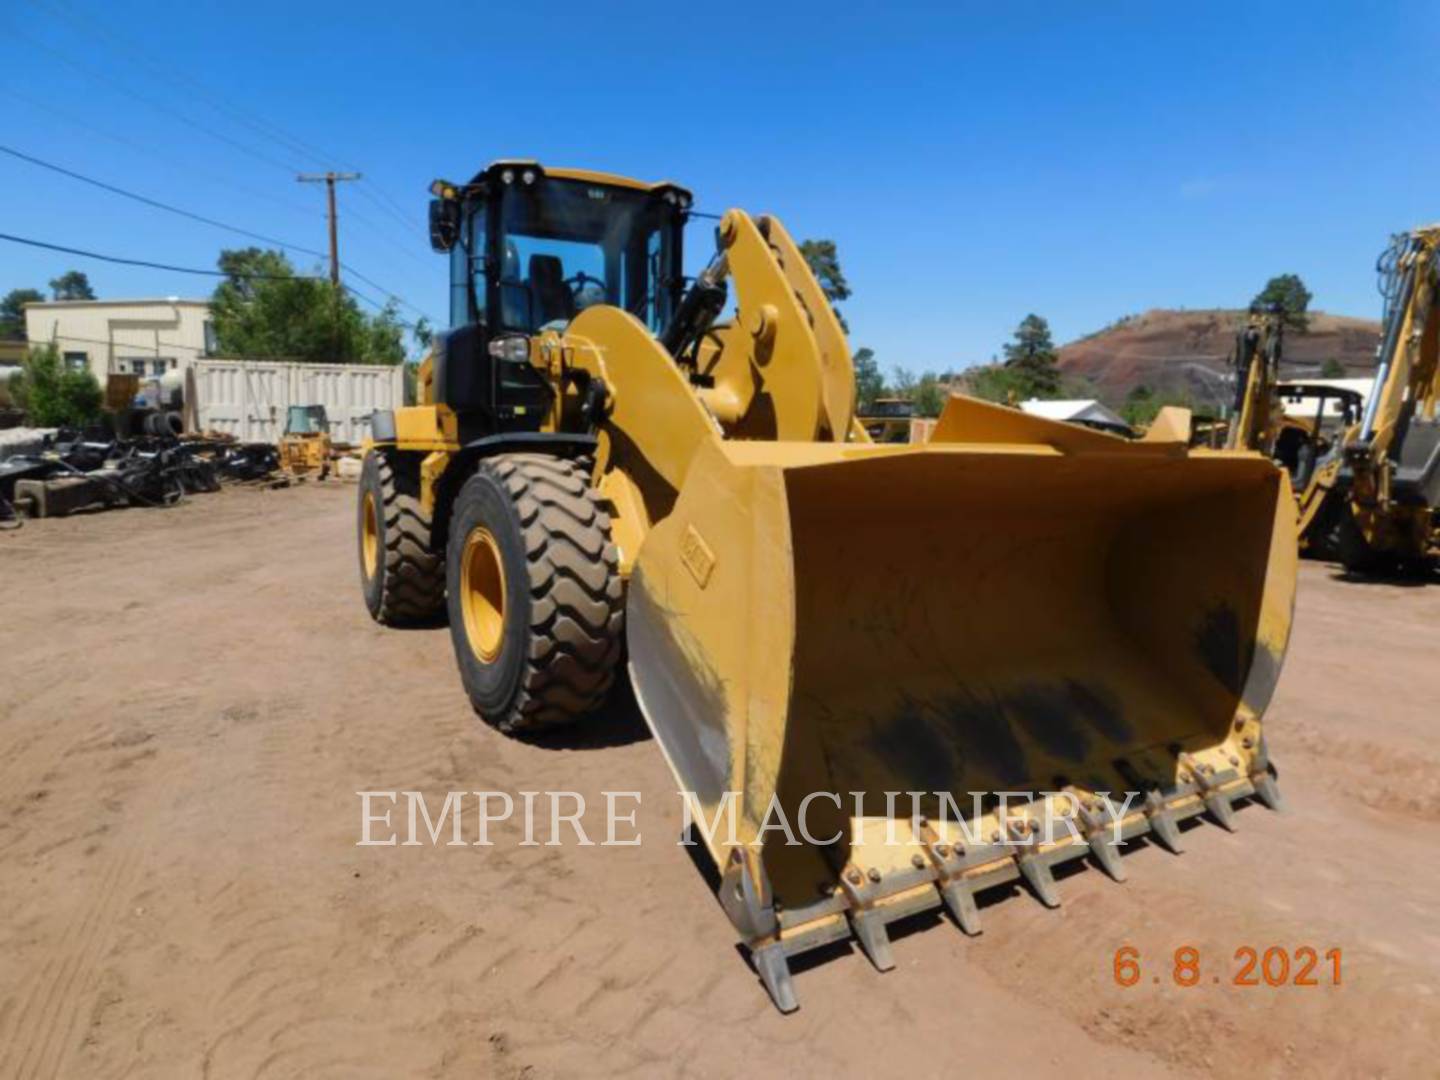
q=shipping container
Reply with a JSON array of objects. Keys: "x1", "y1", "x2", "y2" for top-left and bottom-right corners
[{"x1": 185, "y1": 359, "x2": 405, "y2": 444}]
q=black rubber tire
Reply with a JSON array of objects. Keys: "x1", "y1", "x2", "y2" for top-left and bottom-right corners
[
  {"x1": 445, "y1": 453, "x2": 623, "y2": 733},
  {"x1": 358, "y1": 450, "x2": 445, "y2": 624},
  {"x1": 1329, "y1": 504, "x2": 1387, "y2": 575}
]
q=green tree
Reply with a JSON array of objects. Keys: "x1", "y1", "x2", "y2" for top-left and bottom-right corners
[
  {"x1": 963, "y1": 363, "x2": 1027, "y2": 404},
  {"x1": 11, "y1": 343, "x2": 102, "y2": 427},
  {"x1": 1320, "y1": 358, "x2": 1345, "y2": 378},
  {"x1": 1, "y1": 287, "x2": 45, "y2": 339},
  {"x1": 209, "y1": 248, "x2": 403, "y2": 364},
  {"x1": 851, "y1": 346, "x2": 885, "y2": 411},
  {"x1": 912, "y1": 372, "x2": 946, "y2": 418},
  {"x1": 49, "y1": 270, "x2": 96, "y2": 301},
  {"x1": 1001, "y1": 313, "x2": 1062, "y2": 398},
  {"x1": 799, "y1": 238, "x2": 852, "y2": 332},
  {"x1": 412, "y1": 315, "x2": 435, "y2": 353},
  {"x1": 1121, "y1": 384, "x2": 1157, "y2": 427},
  {"x1": 1251, "y1": 273, "x2": 1312, "y2": 332},
  {"x1": 1120, "y1": 383, "x2": 1192, "y2": 428}
]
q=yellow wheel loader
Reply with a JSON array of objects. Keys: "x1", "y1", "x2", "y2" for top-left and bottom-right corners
[{"x1": 358, "y1": 159, "x2": 1297, "y2": 1011}]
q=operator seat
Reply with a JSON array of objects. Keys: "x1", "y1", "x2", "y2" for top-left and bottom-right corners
[{"x1": 529, "y1": 255, "x2": 575, "y2": 326}]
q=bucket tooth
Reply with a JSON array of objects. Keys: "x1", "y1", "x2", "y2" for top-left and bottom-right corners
[
  {"x1": 1005, "y1": 817, "x2": 1060, "y2": 908},
  {"x1": 848, "y1": 909, "x2": 896, "y2": 972},
  {"x1": 1251, "y1": 769, "x2": 1284, "y2": 812},
  {"x1": 718, "y1": 847, "x2": 798, "y2": 1010},
  {"x1": 753, "y1": 941, "x2": 799, "y2": 1013},
  {"x1": 939, "y1": 879, "x2": 983, "y2": 936},
  {"x1": 1144, "y1": 792, "x2": 1184, "y2": 854},
  {"x1": 917, "y1": 830, "x2": 984, "y2": 936},
  {"x1": 1078, "y1": 798, "x2": 1126, "y2": 883},
  {"x1": 1016, "y1": 855, "x2": 1061, "y2": 908},
  {"x1": 1086, "y1": 832, "x2": 1127, "y2": 882},
  {"x1": 1203, "y1": 792, "x2": 1238, "y2": 831},
  {"x1": 1249, "y1": 739, "x2": 1284, "y2": 811},
  {"x1": 1181, "y1": 753, "x2": 1238, "y2": 831}
]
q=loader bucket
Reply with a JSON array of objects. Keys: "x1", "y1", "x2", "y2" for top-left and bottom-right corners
[{"x1": 627, "y1": 397, "x2": 1296, "y2": 1011}]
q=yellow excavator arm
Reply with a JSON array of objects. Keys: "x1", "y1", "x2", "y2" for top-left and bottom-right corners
[{"x1": 1319, "y1": 226, "x2": 1440, "y2": 568}]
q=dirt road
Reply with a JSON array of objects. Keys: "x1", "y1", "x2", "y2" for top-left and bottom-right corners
[{"x1": 1, "y1": 484, "x2": 1437, "y2": 1078}]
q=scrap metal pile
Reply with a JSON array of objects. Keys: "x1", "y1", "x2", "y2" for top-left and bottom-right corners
[{"x1": 0, "y1": 430, "x2": 284, "y2": 526}]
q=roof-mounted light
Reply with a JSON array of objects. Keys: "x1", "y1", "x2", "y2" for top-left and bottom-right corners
[{"x1": 521, "y1": 169, "x2": 537, "y2": 185}]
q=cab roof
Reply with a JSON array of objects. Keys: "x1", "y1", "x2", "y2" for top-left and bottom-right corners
[{"x1": 457, "y1": 159, "x2": 693, "y2": 203}]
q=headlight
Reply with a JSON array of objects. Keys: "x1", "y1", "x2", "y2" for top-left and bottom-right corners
[
  {"x1": 487, "y1": 335, "x2": 530, "y2": 363},
  {"x1": 501, "y1": 168, "x2": 515, "y2": 185},
  {"x1": 521, "y1": 169, "x2": 536, "y2": 185}
]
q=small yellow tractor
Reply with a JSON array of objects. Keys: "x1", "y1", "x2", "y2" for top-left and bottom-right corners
[
  {"x1": 357, "y1": 159, "x2": 1298, "y2": 1010},
  {"x1": 278, "y1": 404, "x2": 332, "y2": 479}
]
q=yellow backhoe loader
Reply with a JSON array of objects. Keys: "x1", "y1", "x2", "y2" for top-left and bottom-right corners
[
  {"x1": 357, "y1": 160, "x2": 1297, "y2": 1011},
  {"x1": 1225, "y1": 307, "x2": 1365, "y2": 548},
  {"x1": 278, "y1": 404, "x2": 333, "y2": 479},
  {"x1": 1310, "y1": 227, "x2": 1440, "y2": 572}
]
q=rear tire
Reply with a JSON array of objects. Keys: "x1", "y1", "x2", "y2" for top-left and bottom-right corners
[
  {"x1": 1329, "y1": 504, "x2": 1386, "y2": 575},
  {"x1": 358, "y1": 450, "x2": 446, "y2": 624},
  {"x1": 446, "y1": 454, "x2": 624, "y2": 733}
]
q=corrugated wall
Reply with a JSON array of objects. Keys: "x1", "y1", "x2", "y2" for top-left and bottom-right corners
[{"x1": 188, "y1": 359, "x2": 405, "y2": 443}]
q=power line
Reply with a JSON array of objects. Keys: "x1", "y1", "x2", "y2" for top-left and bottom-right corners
[
  {"x1": 0, "y1": 232, "x2": 420, "y2": 331},
  {"x1": 27, "y1": 0, "x2": 353, "y2": 171},
  {"x1": 0, "y1": 143, "x2": 329, "y2": 260},
  {"x1": 5, "y1": 21, "x2": 306, "y2": 176},
  {"x1": 23, "y1": 0, "x2": 425, "y2": 221},
  {"x1": 0, "y1": 143, "x2": 432, "y2": 320},
  {"x1": 338, "y1": 189, "x2": 432, "y2": 269},
  {"x1": 353, "y1": 179, "x2": 422, "y2": 233},
  {"x1": 0, "y1": 230, "x2": 316, "y2": 279},
  {"x1": 0, "y1": 86, "x2": 317, "y2": 218},
  {"x1": 1, "y1": 92, "x2": 431, "y2": 281}
]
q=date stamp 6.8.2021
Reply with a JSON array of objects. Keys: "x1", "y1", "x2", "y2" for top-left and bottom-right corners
[{"x1": 1113, "y1": 945, "x2": 1343, "y2": 988}]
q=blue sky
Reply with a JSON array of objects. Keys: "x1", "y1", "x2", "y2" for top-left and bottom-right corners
[{"x1": 2, "y1": 1, "x2": 1437, "y2": 374}]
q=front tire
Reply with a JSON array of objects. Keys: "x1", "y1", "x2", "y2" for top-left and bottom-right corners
[
  {"x1": 358, "y1": 450, "x2": 446, "y2": 624},
  {"x1": 446, "y1": 454, "x2": 624, "y2": 733}
]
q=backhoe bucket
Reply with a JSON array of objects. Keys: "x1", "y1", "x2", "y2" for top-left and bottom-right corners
[{"x1": 627, "y1": 397, "x2": 1296, "y2": 1011}]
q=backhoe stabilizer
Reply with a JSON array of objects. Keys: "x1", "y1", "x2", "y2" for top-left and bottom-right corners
[{"x1": 627, "y1": 397, "x2": 1297, "y2": 1008}]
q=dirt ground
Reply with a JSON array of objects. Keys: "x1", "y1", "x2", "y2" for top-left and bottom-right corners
[{"x1": 1, "y1": 483, "x2": 1437, "y2": 1079}]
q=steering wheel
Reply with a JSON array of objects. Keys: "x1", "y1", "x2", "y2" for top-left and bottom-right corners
[{"x1": 564, "y1": 271, "x2": 606, "y2": 301}]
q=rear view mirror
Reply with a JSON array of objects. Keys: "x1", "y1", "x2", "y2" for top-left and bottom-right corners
[{"x1": 429, "y1": 199, "x2": 460, "y2": 252}]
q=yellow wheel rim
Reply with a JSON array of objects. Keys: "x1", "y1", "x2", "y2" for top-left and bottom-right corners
[
  {"x1": 361, "y1": 492, "x2": 380, "y2": 578},
  {"x1": 461, "y1": 527, "x2": 506, "y2": 663}
]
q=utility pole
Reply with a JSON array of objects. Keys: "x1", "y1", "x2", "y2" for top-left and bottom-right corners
[{"x1": 297, "y1": 171, "x2": 361, "y2": 286}]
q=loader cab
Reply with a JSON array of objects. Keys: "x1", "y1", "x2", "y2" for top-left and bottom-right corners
[{"x1": 428, "y1": 161, "x2": 690, "y2": 438}]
